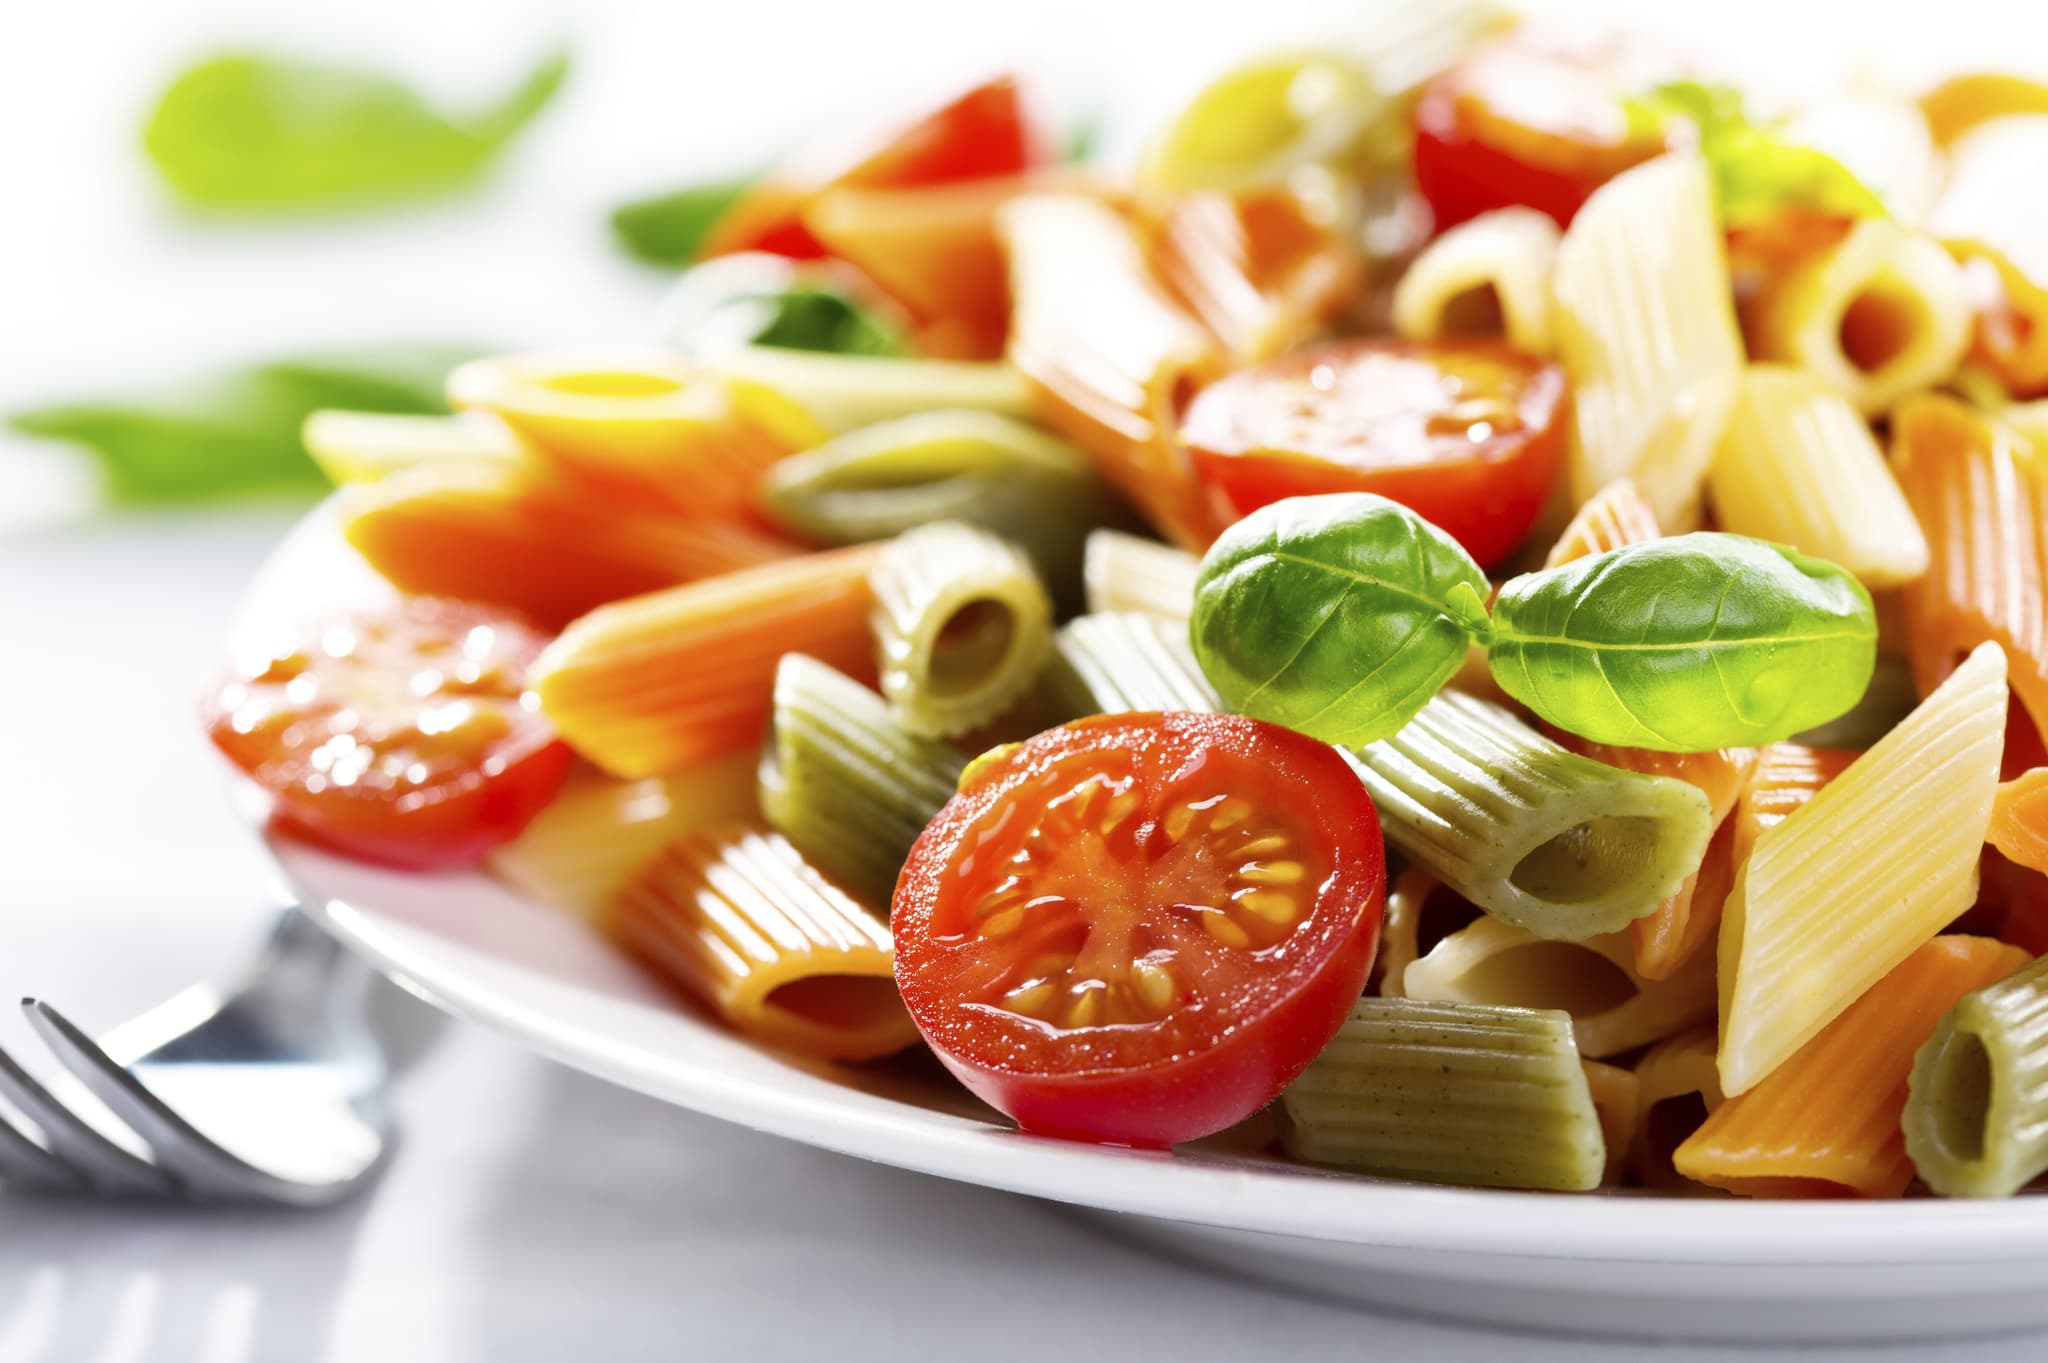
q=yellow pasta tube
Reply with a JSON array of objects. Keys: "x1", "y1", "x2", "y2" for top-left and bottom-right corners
[
  {"x1": 1678, "y1": 936, "x2": 2029, "y2": 1198},
  {"x1": 1402, "y1": 914, "x2": 1715, "y2": 1059},
  {"x1": 1628, "y1": 1027, "x2": 1725, "y2": 1189},
  {"x1": 1708, "y1": 365, "x2": 1930, "y2": 588},
  {"x1": 1582, "y1": 1059, "x2": 1641, "y2": 1188},
  {"x1": 1746, "y1": 218, "x2": 1971, "y2": 417},
  {"x1": 1932, "y1": 114, "x2": 2048, "y2": 291},
  {"x1": 303, "y1": 410, "x2": 521, "y2": 485},
  {"x1": 1393, "y1": 207, "x2": 1560, "y2": 354},
  {"x1": 1082, "y1": 531, "x2": 1198, "y2": 622},
  {"x1": 707, "y1": 346, "x2": 1035, "y2": 435},
  {"x1": 1718, "y1": 643, "x2": 2011, "y2": 1096},
  {"x1": 1551, "y1": 154, "x2": 1744, "y2": 527},
  {"x1": 1372, "y1": 868, "x2": 1482, "y2": 1000},
  {"x1": 613, "y1": 821, "x2": 918, "y2": 1061}
]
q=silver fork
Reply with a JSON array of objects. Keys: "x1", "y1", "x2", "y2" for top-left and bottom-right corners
[{"x1": 0, "y1": 906, "x2": 393, "y2": 1205}]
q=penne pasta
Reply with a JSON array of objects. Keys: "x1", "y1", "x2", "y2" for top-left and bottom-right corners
[
  {"x1": 1402, "y1": 913, "x2": 1716, "y2": 1059},
  {"x1": 1082, "y1": 530, "x2": 1199, "y2": 621},
  {"x1": 868, "y1": 522, "x2": 1054, "y2": 738},
  {"x1": 1541, "y1": 477, "x2": 1661, "y2": 568},
  {"x1": 1392, "y1": 206, "x2": 1561, "y2": 354},
  {"x1": 1906, "y1": 952, "x2": 2048, "y2": 1197},
  {"x1": 303, "y1": 409, "x2": 521, "y2": 485},
  {"x1": 533, "y1": 545, "x2": 882, "y2": 779},
  {"x1": 341, "y1": 459, "x2": 799, "y2": 629},
  {"x1": 1582, "y1": 1059, "x2": 1641, "y2": 1188},
  {"x1": 1932, "y1": 114, "x2": 2048, "y2": 291},
  {"x1": 1551, "y1": 154, "x2": 1744, "y2": 527},
  {"x1": 1922, "y1": 72, "x2": 2048, "y2": 146},
  {"x1": 1990, "y1": 768, "x2": 2048, "y2": 875},
  {"x1": 1708, "y1": 365, "x2": 1930, "y2": 588},
  {"x1": 1730, "y1": 742, "x2": 1862, "y2": 870},
  {"x1": 705, "y1": 345, "x2": 1035, "y2": 435},
  {"x1": 1628, "y1": 1027, "x2": 1725, "y2": 1190},
  {"x1": 1349, "y1": 691, "x2": 1716, "y2": 941},
  {"x1": 1949, "y1": 245, "x2": 2048, "y2": 401},
  {"x1": 486, "y1": 754, "x2": 760, "y2": 921},
  {"x1": 613, "y1": 820, "x2": 919, "y2": 1061},
  {"x1": 1679, "y1": 936, "x2": 2029, "y2": 1198},
  {"x1": 1000, "y1": 193, "x2": 1231, "y2": 550},
  {"x1": 1718, "y1": 644, "x2": 2010, "y2": 1096},
  {"x1": 1281, "y1": 996, "x2": 1607, "y2": 1192},
  {"x1": 1038, "y1": 612, "x2": 1222, "y2": 719},
  {"x1": 1894, "y1": 396, "x2": 2048, "y2": 751},
  {"x1": 1745, "y1": 218, "x2": 1972, "y2": 417}
]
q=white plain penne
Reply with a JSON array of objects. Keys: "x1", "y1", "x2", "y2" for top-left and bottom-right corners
[
  {"x1": 1628, "y1": 1027, "x2": 1727, "y2": 1187},
  {"x1": 1932, "y1": 114, "x2": 2048, "y2": 288},
  {"x1": 1551, "y1": 154, "x2": 1744, "y2": 528},
  {"x1": 1746, "y1": 217, "x2": 1972, "y2": 417},
  {"x1": 1718, "y1": 643, "x2": 2010, "y2": 1096},
  {"x1": 1392, "y1": 207, "x2": 1561, "y2": 354},
  {"x1": 1402, "y1": 914, "x2": 1716, "y2": 1059},
  {"x1": 1784, "y1": 95, "x2": 1943, "y2": 226},
  {"x1": 1082, "y1": 530, "x2": 1199, "y2": 622},
  {"x1": 1708, "y1": 365, "x2": 1930, "y2": 587}
]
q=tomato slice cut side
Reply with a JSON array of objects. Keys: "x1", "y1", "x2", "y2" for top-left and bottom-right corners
[
  {"x1": 893, "y1": 712, "x2": 1385, "y2": 1147},
  {"x1": 207, "y1": 598, "x2": 571, "y2": 869}
]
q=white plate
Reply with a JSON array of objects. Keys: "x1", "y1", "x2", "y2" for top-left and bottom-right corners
[{"x1": 242, "y1": 506, "x2": 2048, "y2": 1343}]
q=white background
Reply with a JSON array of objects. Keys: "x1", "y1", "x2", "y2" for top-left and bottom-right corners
[{"x1": 2, "y1": 1, "x2": 2045, "y2": 1358}]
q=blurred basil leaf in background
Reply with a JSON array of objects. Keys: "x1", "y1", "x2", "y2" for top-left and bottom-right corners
[
  {"x1": 611, "y1": 176, "x2": 757, "y2": 266},
  {"x1": 10, "y1": 348, "x2": 476, "y2": 502},
  {"x1": 144, "y1": 48, "x2": 570, "y2": 210}
]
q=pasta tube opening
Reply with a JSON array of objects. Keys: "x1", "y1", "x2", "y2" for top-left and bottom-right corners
[
  {"x1": 1391, "y1": 206, "x2": 1560, "y2": 354},
  {"x1": 1919, "y1": 1028, "x2": 1994, "y2": 1164},
  {"x1": 1507, "y1": 816, "x2": 1670, "y2": 908},
  {"x1": 1904, "y1": 953, "x2": 2048, "y2": 1197}
]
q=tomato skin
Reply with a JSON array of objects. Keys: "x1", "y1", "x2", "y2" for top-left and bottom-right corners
[
  {"x1": 893, "y1": 712, "x2": 1385, "y2": 1147},
  {"x1": 207, "y1": 599, "x2": 571, "y2": 870},
  {"x1": 1181, "y1": 339, "x2": 1568, "y2": 570}
]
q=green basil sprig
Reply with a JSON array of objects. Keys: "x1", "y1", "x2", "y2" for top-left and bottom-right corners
[
  {"x1": 1488, "y1": 533, "x2": 1878, "y2": 752},
  {"x1": 1189, "y1": 494, "x2": 1493, "y2": 746}
]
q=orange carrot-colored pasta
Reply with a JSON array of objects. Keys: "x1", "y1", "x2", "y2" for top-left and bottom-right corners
[
  {"x1": 999, "y1": 193, "x2": 1232, "y2": 550},
  {"x1": 533, "y1": 545, "x2": 882, "y2": 778},
  {"x1": 1976, "y1": 847, "x2": 2048, "y2": 957},
  {"x1": 1894, "y1": 396, "x2": 2048, "y2": 751},
  {"x1": 1674, "y1": 935, "x2": 2030, "y2": 1198},
  {"x1": 343, "y1": 460, "x2": 801, "y2": 629},
  {"x1": 1730, "y1": 743, "x2": 1862, "y2": 869},
  {"x1": 1142, "y1": 184, "x2": 1363, "y2": 365},
  {"x1": 1990, "y1": 768, "x2": 2048, "y2": 874},
  {"x1": 1921, "y1": 72, "x2": 2048, "y2": 146},
  {"x1": 1949, "y1": 243, "x2": 2048, "y2": 400},
  {"x1": 1542, "y1": 478, "x2": 1662, "y2": 568}
]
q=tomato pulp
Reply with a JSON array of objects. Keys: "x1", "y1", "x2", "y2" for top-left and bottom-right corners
[
  {"x1": 207, "y1": 598, "x2": 570, "y2": 869},
  {"x1": 892, "y1": 712, "x2": 1385, "y2": 1147}
]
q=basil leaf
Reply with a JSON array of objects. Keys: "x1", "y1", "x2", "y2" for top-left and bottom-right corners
[
  {"x1": 9, "y1": 347, "x2": 470, "y2": 503},
  {"x1": 747, "y1": 285, "x2": 908, "y2": 357},
  {"x1": 1488, "y1": 533, "x2": 1878, "y2": 752},
  {"x1": 144, "y1": 49, "x2": 569, "y2": 210},
  {"x1": 1189, "y1": 493, "x2": 1493, "y2": 746},
  {"x1": 663, "y1": 255, "x2": 909, "y2": 359},
  {"x1": 611, "y1": 176, "x2": 755, "y2": 266}
]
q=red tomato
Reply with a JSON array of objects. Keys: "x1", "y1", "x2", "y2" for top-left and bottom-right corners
[
  {"x1": 207, "y1": 599, "x2": 571, "y2": 869},
  {"x1": 1179, "y1": 339, "x2": 1568, "y2": 569},
  {"x1": 1413, "y1": 30, "x2": 1683, "y2": 229},
  {"x1": 892, "y1": 712, "x2": 1385, "y2": 1147},
  {"x1": 704, "y1": 76, "x2": 1039, "y2": 261}
]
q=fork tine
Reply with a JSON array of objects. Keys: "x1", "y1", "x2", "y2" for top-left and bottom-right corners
[
  {"x1": 0, "y1": 1108, "x2": 83, "y2": 1191},
  {"x1": 23, "y1": 1000, "x2": 274, "y2": 1202},
  {"x1": 0, "y1": 1030, "x2": 174, "y2": 1197}
]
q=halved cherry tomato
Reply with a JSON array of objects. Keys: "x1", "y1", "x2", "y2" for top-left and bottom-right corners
[
  {"x1": 704, "y1": 76, "x2": 1039, "y2": 261},
  {"x1": 1413, "y1": 30, "x2": 1683, "y2": 229},
  {"x1": 207, "y1": 599, "x2": 571, "y2": 869},
  {"x1": 892, "y1": 712, "x2": 1384, "y2": 1147},
  {"x1": 1179, "y1": 339, "x2": 1568, "y2": 569}
]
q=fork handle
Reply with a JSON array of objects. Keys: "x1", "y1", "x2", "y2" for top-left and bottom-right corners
[{"x1": 261, "y1": 906, "x2": 372, "y2": 1021}]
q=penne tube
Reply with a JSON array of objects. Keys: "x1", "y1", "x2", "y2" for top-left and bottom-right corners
[
  {"x1": 1783, "y1": 95, "x2": 1942, "y2": 227},
  {"x1": 1730, "y1": 742, "x2": 1862, "y2": 870},
  {"x1": 613, "y1": 821, "x2": 919, "y2": 1061},
  {"x1": 1922, "y1": 73, "x2": 2048, "y2": 146},
  {"x1": 1990, "y1": 769, "x2": 2048, "y2": 875},
  {"x1": 1139, "y1": 51, "x2": 1380, "y2": 193},
  {"x1": 759, "y1": 654, "x2": 965, "y2": 906},
  {"x1": 1392, "y1": 207, "x2": 1561, "y2": 354},
  {"x1": 1082, "y1": 530, "x2": 1199, "y2": 622},
  {"x1": 2004, "y1": 398, "x2": 2048, "y2": 453},
  {"x1": 533, "y1": 545, "x2": 882, "y2": 779},
  {"x1": 1906, "y1": 952, "x2": 2048, "y2": 1197},
  {"x1": 1932, "y1": 114, "x2": 2048, "y2": 292},
  {"x1": 1281, "y1": 996, "x2": 1606, "y2": 1192},
  {"x1": 1037, "y1": 612, "x2": 1222, "y2": 719},
  {"x1": 1708, "y1": 365, "x2": 1930, "y2": 588},
  {"x1": 868, "y1": 522, "x2": 1054, "y2": 738},
  {"x1": 1541, "y1": 477, "x2": 1661, "y2": 568},
  {"x1": 1792, "y1": 656, "x2": 1920, "y2": 748},
  {"x1": 1373, "y1": 869, "x2": 1484, "y2": 999},
  {"x1": 341, "y1": 459, "x2": 799, "y2": 629},
  {"x1": 1894, "y1": 396, "x2": 2048, "y2": 751},
  {"x1": 1000, "y1": 193, "x2": 1232, "y2": 550},
  {"x1": 1949, "y1": 244, "x2": 2048, "y2": 401},
  {"x1": 1402, "y1": 913, "x2": 1715, "y2": 1059},
  {"x1": 303, "y1": 409, "x2": 521, "y2": 485},
  {"x1": 1349, "y1": 691, "x2": 1715, "y2": 941},
  {"x1": 446, "y1": 347, "x2": 819, "y2": 520},
  {"x1": 1628, "y1": 1027, "x2": 1725, "y2": 1190},
  {"x1": 706, "y1": 345, "x2": 1035, "y2": 434},
  {"x1": 1679, "y1": 936, "x2": 2029, "y2": 1198},
  {"x1": 1551, "y1": 154, "x2": 1744, "y2": 527},
  {"x1": 486, "y1": 754, "x2": 760, "y2": 921},
  {"x1": 1718, "y1": 644, "x2": 2010, "y2": 1096},
  {"x1": 1745, "y1": 218, "x2": 1971, "y2": 417},
  {"x1": 1582, "y1": 1059, "x2": 1641, "y2": 1188}
]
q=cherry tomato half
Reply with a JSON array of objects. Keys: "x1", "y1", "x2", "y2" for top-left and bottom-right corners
[
  {"x1": 1413, "y1": 30, "x2": 1682, "y2": 229},
  {"x1": 207, "y1": 598, "x2": 571, "y2": 869},
  {"x1": 892, "y1": 712, "x2": 1385, "y2": 1147},
  {"x1": 1179, "y1": 339, "x2": 1568, "y2": 569}
]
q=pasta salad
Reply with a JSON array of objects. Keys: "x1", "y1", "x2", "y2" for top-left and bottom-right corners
[{"x1": 206, "y1": 3, "x2": 2048, "y2": 1199}]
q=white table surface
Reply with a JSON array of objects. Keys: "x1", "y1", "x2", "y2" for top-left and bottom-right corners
[{"x1": 5, "y1": 1, "x2": 2047, "y2": 1358}]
